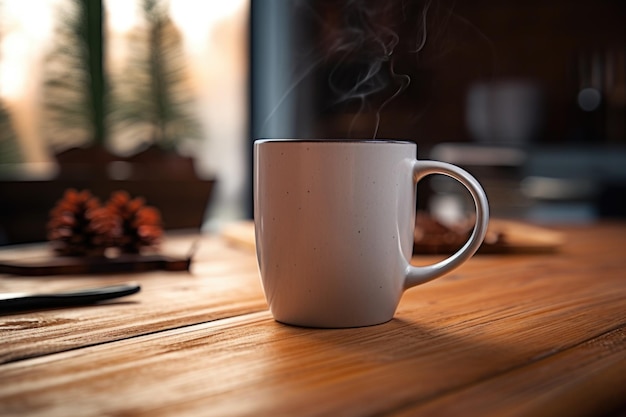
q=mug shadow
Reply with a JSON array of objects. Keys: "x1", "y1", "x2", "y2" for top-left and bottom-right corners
[
  {"x1": 275, "y1": 315, "x2": 521, "y2": 364},
  {"x1": 258, "y1": 313, "x2": 529, "y2": 411}
]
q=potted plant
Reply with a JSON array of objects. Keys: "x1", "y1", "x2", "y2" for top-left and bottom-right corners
[{"x1": 1, "y1": 0, "x2": 215, "y2": 245}]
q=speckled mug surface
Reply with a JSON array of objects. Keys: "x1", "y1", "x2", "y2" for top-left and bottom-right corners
[{"x1": 254, "y1": 139, "x2": 489, "y2": 328}]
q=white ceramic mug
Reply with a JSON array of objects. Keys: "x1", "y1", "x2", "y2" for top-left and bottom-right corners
[{"x1": 254, "y1": 139, "x2": 489, "y2": 328}]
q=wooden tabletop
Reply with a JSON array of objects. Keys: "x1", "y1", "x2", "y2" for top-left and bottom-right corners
[{"x1": 1, "y1": 222, "x2": 625, "y2": 417}]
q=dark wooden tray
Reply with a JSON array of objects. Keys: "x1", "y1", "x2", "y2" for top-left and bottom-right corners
[{"x1": 0, "y1": 253, "x2": 191, "y2": 276}]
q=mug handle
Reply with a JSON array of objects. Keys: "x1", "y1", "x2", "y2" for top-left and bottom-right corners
[{"x1": 404, "y1": 160, "x2": 490, "y2": 289}]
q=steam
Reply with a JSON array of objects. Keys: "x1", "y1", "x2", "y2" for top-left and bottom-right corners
[
  {"x1": 412, "y1": 0, "x2": 432, "y2": 54},
  {"x1": 261, "y1": 0, "x2": 435, "y2": 139},
  {"x1": 260, "y1": 55, "x2": 325, "y2": 131},
  {"x1": 325, "y1": 1, "x2": 415, "y2": 138}
]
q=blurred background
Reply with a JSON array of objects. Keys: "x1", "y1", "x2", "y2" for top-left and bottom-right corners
[
  {"x1": 1, "y1": 0, "x2": 625, "y2": 245},
  {"x1": 0, "y1": 0, "x2": 248, "y2": 244}
]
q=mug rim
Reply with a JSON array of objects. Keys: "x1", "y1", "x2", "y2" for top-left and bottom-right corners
[{"x1": 255, "y1": 139, "x2": 415, "y2": 145}]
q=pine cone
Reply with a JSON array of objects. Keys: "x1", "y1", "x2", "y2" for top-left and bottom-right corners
[
  {"x1": 47, "y1": 189, "x2": 118, "y2": 256},
  {"x1": 106, "y1": 191, "x2": 163, "y2": 253}
]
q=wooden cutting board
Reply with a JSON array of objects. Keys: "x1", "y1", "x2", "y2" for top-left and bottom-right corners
[
  {"x1": 221, "y1": 221, "x2": 257, "y2": 252},
  {"x1": 220, "y1": 219, "x2": 565, "y2": 254},
  {"x1": 477, "y1": 218, "x2": 565, "y2": 253}
]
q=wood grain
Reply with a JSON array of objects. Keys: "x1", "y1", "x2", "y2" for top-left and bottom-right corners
[
  {"x1": 0, "y1": 234, "x2": 267, "y2": 364},
  {"x1": 397, "y1": 327, "x2": 626, "y2": 417},
  {"x1": 1, "y1": 223, "x2": 625, "y2": 416}
]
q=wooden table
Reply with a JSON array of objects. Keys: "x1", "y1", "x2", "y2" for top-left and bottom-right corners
[{"x1": 1, "y1": 222, "x2": 625, "y2": 416}]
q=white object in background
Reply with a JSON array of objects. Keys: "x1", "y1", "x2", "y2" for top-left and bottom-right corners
[{"x1": 466, "y1": 80, "x2": 544, "y2": 145}]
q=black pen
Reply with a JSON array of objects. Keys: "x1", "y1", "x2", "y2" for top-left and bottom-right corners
[{"x1": 0, "y1": 283, "x2": 141, "y2": 312}]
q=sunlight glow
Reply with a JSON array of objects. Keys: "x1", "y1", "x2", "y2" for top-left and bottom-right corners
[
  {"x1": 0, "y1": 0, "x2": 56, "y2": 100},
  {"x1": 106, "y1": 0, "x2": 140, "y2": 34},
  {"x1": 0, "y1": 34, "x2": 30, "y2": 100},
  {"x1": 169, "y1": 0, "x2": 246, "y2": 50}
]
